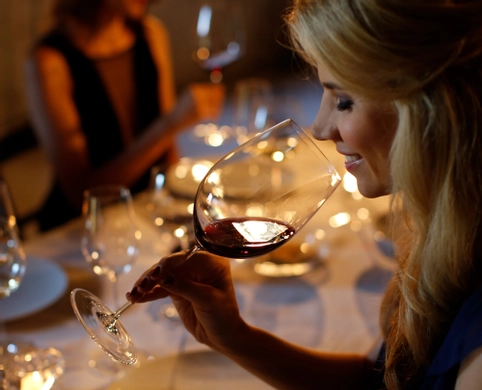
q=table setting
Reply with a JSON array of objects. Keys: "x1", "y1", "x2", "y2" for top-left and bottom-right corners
[{"x1": 1, "y1": 85, "x2": 393, "y2": 389}]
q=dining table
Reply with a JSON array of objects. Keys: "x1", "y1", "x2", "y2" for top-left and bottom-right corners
[{"x1": 2, "y1": 98, "x2": 394, "y2": 389}]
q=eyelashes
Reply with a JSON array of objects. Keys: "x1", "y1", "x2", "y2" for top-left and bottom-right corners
[{"x1": 336, "y1": 97, "x2": 354, "y2": 112}]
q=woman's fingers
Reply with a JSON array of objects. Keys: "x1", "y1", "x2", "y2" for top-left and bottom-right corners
[
  {"x1": 157, "y1": 273, "x2": 214, "y2": 305},
  {"x1": 154, "y1": 248, "x2": 193, "y2": 283},
  {"x1": 126, "y1": 249, "x2": 193, "y2": 303},
  {"x1": 127, "y1": 285, "x2": 169, "y2": 303}
]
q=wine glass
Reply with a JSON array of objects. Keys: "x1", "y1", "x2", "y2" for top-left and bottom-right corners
[
  {"x1": 193, "y1": 0, "x2": 246, "y2": 84},
  {"x1": 0, "y1": 180, "x2": 26, "y2": 388},
  {"x1": 145, "y1": 164, "x2": 198, "y2": 254},
  {"x1": 71, "y1": 119, "x2": 341, "y2": 364},
  {"x1": 77, "y1": 185, "x2": 140, "y2": 366},
  {"x1": 191, "y1": 0, "x2": 246, "y2": 145},
  {"x1": 0, "y1": 180, "x2": 65, "y2": 388},
  {"x1": 232, "y1": 77, "x2": 274, "y2": 144},
  {"x1": 145, "y1": 163, "x2": 204, "y2": 322},
  {"x1": 81, "y1": 185, "x2": 140, "y2": 304}
]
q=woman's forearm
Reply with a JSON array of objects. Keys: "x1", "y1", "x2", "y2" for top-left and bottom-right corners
[{"x1": 214, "y1": 321, "x2": 374, "y2": 390}]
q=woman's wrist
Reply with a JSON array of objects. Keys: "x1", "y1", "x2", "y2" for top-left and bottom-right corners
[{"x1": 210, "y1": 319, "x2": 260, "y2": 359}]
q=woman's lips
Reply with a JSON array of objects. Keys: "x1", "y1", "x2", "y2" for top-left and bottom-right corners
[{"x1": 344, "y1": 154, "x2": 363, "y2": 172}]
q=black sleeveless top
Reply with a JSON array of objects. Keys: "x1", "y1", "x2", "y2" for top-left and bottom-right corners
[{"x1": 35, "y1": 22, "x2": 163, "y2": 231}]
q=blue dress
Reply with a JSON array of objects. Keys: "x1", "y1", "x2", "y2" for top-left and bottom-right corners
[
  {"x1": 420, "y1": 286, "x2": 482, "y2": 389},
  {"x1": 372, "y1": 286, "x2": 482, "y2": 389}
]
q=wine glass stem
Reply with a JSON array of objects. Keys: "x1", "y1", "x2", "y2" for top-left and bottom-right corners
[
  {"x1": 114, "y1": 300, "x2": 133, "y2": 319},
  {"x1": 113, "y1": 244, "x2": 202, "y2": 320},
  {"x1": 112, "y1": 279, "x2": 119, "y2": 309},
  {"x1": 186, "y1": 244, "x2": 202, "y2": 260}
]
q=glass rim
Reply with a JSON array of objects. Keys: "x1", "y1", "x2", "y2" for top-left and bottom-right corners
[{"x1": 212, "y1": 118, "x2": 338, "y2": 172}]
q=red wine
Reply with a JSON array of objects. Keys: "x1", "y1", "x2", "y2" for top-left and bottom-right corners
[{"x1": 194, "y1": 217, "x2": 295, "y2": 258}]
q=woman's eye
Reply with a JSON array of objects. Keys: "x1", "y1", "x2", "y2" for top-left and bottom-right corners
[{"x1": 336, "y1": 97, "x2": 354, "y2": 112}]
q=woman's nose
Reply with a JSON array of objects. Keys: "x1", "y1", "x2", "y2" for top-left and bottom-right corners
[{"x1": 311, "y1": 105, "x2": 337, "y2": 142}]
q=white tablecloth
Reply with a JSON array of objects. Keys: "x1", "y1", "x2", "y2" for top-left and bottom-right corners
[{"x1": 6, "y1": 140, "x2": 392, "y2": 390}]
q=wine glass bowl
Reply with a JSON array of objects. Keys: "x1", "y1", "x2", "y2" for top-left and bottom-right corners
[
  {"x1": 81, "y1": 186, "x2": 140, "y2": 283},
  {"x1": 0, "y1": 183, "x2": 26, "y2": 299},
  {"x1": 145, "y1": 162, "x2": 212, "y2": 252},
  {"x1": 194, "y1": 0, "x2": 246, "y2": 83},
  {"x1": 193, "y1": 119, "x2": 341, "y2": 259},
  {"x1": 0, "y1": 216, "x2": 26, "y2": 299},
  {"x1": 232, "y1": 78, "x2": 274, "y2": 143},
  {"x1": 145, "y1": 161, "x2": 213, "y2": 323},
  {"x1": 70, "y1": 119, "x2": 341, "y2": 363}
]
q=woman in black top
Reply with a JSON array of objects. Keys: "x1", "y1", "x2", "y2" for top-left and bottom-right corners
[{"x1": 24, "y1": 0, "x2": 224, "y2": 230}]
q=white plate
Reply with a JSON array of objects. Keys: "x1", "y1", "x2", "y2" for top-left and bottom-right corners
[
  {"x1": 165, "y1": 157, "x2": 216, "y2": 199},
  {"x1": 0, "y1": 257, "x2": 68, "y2": 322}
]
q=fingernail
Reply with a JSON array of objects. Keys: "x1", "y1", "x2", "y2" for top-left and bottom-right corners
[
  {"x1": 139, "y1": 277, "x2": 149, "y2": 289},
  {"x1": 129, "y1": 287, "x2": 139, "y2": 297},
  {"x1": 150, "y1": 265, "x2": 162, "y2": 278},
  {"x1": 161, "y1": 275, "x2": 174, "y2": 286}
]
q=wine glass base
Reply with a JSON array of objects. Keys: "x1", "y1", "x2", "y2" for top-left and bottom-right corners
[{"x1": 70, "y1": 288, "x2": 137, "y2": 365}]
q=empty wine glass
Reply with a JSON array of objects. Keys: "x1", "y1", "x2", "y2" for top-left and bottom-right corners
[
  {"x1": 146, "y1": 164, "x2": 197, "y2": 253},
  {"x1": 0, "y1": 180, "x2": 25, "y2": 300},
  {"x1": 71, "y1": 119, "x2": 341, "y2": 364},
  {"x1": 81, "y1": 185, "x2": 140, "y2": 306},
  {"x1": 0, "y1": 180, "x2": 65, "y2": 388},
  {"x1": 77, "y1": 185, "x2": 140, "y2": 367},
  {"x1": 191, "y1": 0, "x2": 246, "y2": 145},
  {"x1": 194, "y1": 0, "x2": 246, "y2": 83},
  {"x1": 232, "y1": 78, "x2": 274, "y2": 144},
  {"x1": 145, "y1": 163, "x2": 203, "y2": 323},
  {"x1": 0, "y1": 180, "x2": 26, "y2": 388}
]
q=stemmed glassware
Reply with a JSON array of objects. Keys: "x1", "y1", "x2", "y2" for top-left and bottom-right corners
[
  {"x1": 71, "y1": 119, "x2": 341, "y2": 365},
  {"x1": 0, "y1": 180, "x2": 27, "y2": 388},
  {"x1": 192, "y1": 0, "x2": 246, "y2": 145},
  {"x1": 81, "y1": 185, "x2": 140, "y2": 308},
  {"x1": 145, "y1": 163, "x2": 199, "y2": 322},
  {"x1": 146, "y1": 164, "x2": 197, "y2": 254},
  {"x1": 232, "y1": 78, "x2": 274, "y2": 144},
  {"x1": 0, "y1": 180, "x2": 25, "y2": 301},
  {"x1": 0, "y1": 180, "x2": 65, "y2": 388},
  {"x1": 193, "y1": 0, "x2": 245, "y2": 84},
  {"x1": 76, "y1": 185, "x2": 140, "y2": 367}
]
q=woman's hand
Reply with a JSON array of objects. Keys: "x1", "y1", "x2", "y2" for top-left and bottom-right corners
[
  {"x1": 187, "y1": 82, "x2": 226, "y2": 122},
  {"x1": 167, "y1": 83, "x2": 226, "y2": 132},
  {"x1": 126, "y1": 250, "x2": 245, "y2": 351}
]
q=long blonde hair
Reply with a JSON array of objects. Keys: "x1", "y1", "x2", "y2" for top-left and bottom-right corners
[{"x1": 286, "y1": 0, "x2": 482, "y2": 388}]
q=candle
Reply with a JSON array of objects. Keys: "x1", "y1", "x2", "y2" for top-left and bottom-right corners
[{"x1": 21, "y1": 371, "x2": 55, "y2": 390}]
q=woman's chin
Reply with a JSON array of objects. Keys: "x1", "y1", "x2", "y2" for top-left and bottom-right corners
[{"x1": 356, "y1": 182, "x2": 392, "y2": 199}]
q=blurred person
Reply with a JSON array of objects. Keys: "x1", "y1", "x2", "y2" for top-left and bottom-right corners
[
  {"x1": 127, "y1": 0, "x2": 482, "y2": 389},
  {"x1": 24, "y1": 0, "x2": 224, "y2": 231}
]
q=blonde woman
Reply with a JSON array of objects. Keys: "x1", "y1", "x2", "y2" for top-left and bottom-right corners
[
  {"x1": 127, "y1": 0, "x2": 482, "y2": 389},
  {"x1": 25, "y1": 0, "x2": 224, "y2": 230}
]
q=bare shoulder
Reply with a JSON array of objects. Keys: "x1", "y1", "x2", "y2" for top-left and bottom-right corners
[
  {"x1": 142, "y1": 14, "x2": 170, "y2": 43},
  {"x1": 455, "y1": 346, "x2": 482, "y2": 389},
  {"x1": 141, "y1": 14, "x2": 172, "y2": 68},
  {"x1": 27, "y1": 45, "x2": 71, "y2": 81}
]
